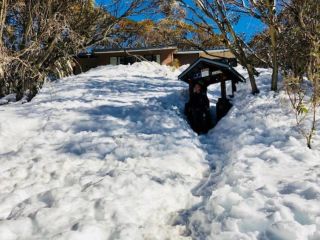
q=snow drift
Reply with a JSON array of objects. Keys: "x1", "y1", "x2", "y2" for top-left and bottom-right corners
[
  {"x1": 176, "y1": 68, "x2": 320, "y2": 240},
  {"x1": 0, "y1": 62, "x2": 319, "y2": 240}
]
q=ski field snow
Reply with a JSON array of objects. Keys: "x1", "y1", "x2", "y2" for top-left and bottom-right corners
[{"x1": 0, "y1": 62, "x2": 319, "y2": 240}]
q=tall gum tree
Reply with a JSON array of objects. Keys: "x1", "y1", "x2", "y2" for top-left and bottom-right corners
[
  {"x1": 230, "y1": 0, "x2": 280, "y2": 91},
  {"x1": 177, "y1": 0, "x2": 260, "y2": 94}
]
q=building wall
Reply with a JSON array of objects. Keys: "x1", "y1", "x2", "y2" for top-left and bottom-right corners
[
  {"x1": 96, "y1": 54, "x2": 109, "y2": 65},
  {"x1": 174, "y1": 53, "x2": 199, "y2": 66},
  {"x1": 95, "y1": 49, "x2": 175, "y2": 66},
  {"x1": 74, "y1": 57, "x2": 99, "y2": 75},
  {"x1": 74, "y1": 49, "x2": 236, "y2": 74},
  {"x1": 74, "y1": 49, "x2": 176, "y2": 74},
  {"x1": 199, "y1": 50, "x2": 235, "y2": 59},
  {"x1": 174, "y1": 50, "x2": 235, "y2": 66},
  {"x1": 159, "y1": 49, "x2": 175, "y2": 65}
]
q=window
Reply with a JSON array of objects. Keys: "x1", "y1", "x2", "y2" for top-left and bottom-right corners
[
  {"x1": 201, "y1": 68, "x2": 209, "y2": 77},
  {"x1": 110, "y1": 56, "x2": 137, "y2": 65},
  {"x1": 144, "y1": 55, "x2": 156, "y2": 62},
  {"x1": 144, "y1": 54, "x2": 161, "y2": 64},
  {"x1": 110, "y1": 54, "x2": 161, "y2": 65},
  {"x1": 119, "y1": 56, "x2": 126, "y2": 65},
  {"x1": 110, "y1": 57, "x2": 117, "y2": 65}
]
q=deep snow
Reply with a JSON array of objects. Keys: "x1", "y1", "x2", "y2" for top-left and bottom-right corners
[
  {"x1": 178, "y1": 68, "x2": 320, "y2": 240},
  {"x1": 0, "y1": 62, "x2": 319, "y2": 240}
]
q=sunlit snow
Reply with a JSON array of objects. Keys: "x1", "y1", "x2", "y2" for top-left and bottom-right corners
[{"x1": 0, "y1": 62, "x2": 319, "y2": 240}]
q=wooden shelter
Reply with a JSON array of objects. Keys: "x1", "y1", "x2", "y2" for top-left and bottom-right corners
[
  {"x1": 179, "y1": 57, "x2": 245, "y2": 94},
  {"x1": 178, "y1": 57, "x2": 245, "y2": 131}
]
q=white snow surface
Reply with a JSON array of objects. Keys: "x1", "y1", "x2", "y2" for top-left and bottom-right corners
[
  {"x1": 0, "y1": 62, "x2": 319, "y2": 240},
  {"x1": 0, "y1": 94, "x2": 16, "y2": 105}
]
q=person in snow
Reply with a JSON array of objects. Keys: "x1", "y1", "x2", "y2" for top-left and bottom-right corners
[{"x1": 185, "y1": 82, "x2": 212, "y2": 134}]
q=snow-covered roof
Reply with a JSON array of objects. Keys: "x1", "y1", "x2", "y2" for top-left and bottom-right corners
[
  {"x1": 178, "y1": 57, "x2": 245, "y2": 84},
  {"x1": 93, "y1": 46, "x2": 177, "y2": 54},
  {"x1": 175, "y1": 48, "x2": 230, "y2": 55}
]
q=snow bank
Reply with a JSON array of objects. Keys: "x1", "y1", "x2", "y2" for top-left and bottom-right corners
[
  {"x1": 0, "y1": 62, "x2": 207, "y2": 240},
  {"x1": 0, "y1": 62, "x2": 319, "y2": 240},
  {"x1": 0, "y1": 94, "x2": 16, "y2": 105},
  {"x1": 176, "y1": 68, "x2": 320, "y2": 240}
]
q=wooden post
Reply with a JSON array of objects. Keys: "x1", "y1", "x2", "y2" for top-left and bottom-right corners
[
  {"x1": 231, "y1": 80, "x2": 237, "y2": 96},
  {"x1": 221, "y1": 80, "x2": 227, "y2": 99}
]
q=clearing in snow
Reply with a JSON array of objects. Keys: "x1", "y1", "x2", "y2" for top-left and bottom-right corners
[{"x1": 0, "y1": 62, "x2": 319, "y2": 240}]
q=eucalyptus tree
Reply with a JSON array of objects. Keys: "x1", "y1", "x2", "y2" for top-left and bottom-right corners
[
  {"x1": 229, "y1": 0, "x2": 280, "y2": 91},
  {"x1": 176, "y1": 0, "x2": 260, "y2": 94},
  {"x1": 0, "y1": 0, "x2": 151, "y2": 99}
]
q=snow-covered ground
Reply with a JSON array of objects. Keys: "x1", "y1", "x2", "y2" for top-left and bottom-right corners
[
  {"x1": 0, "y1": 62, "x2": 319, "y2": 240},
  {"x1": 0, "y1": 94, "x2": 17, "y2": 105},
  {"x1": 180, "y1": 68, "x2": 320, "y2": 240}
]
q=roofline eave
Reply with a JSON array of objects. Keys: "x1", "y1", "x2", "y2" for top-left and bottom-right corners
[
  {"x1": 93, "y1": 46, "x2": 178, "y2": 54},
  {"x1": 178, "y1": 57, "x2": 245, "y2": 83}
]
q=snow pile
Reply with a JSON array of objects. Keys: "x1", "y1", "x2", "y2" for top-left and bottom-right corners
[
  {"x1": 0, "y1": 62, "x2": 206, "y2": 240},
  {"x1": 176, "y1": 68, "x2": 320, "y2": 240},
  {"x1": 0, "y1": 62, "x2": 319, "y2": 240},
  {"x1": 0, "y1": 94, "x2": 16, "y2": 105}
]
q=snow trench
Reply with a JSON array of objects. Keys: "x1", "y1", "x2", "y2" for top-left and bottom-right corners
[{"x1": 174, "y1": 68, "x2": 320, "y2": 240}]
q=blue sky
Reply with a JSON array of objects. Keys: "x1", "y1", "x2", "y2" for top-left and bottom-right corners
[
  {"x1": 95, "y1": 0, "x2": 265, "y2": 40},
  {"x1": 235, "y1": 15, "x2": 265, "y2": 40}
]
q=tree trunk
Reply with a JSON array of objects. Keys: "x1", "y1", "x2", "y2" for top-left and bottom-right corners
[
  {"x1": 247, "y1": 63, "x2": 260, "y2": 94},
  {"x1": 270, "y1": 23, "x2": 278, "y2": 91},
  {"x1": 0, "y1": 0, "x2": 8, "y2": 45},
  {"x1": 0, "y1": 0, "x2": 7, "y2": 90},
  {"x1": 21, "y1": 1, "x2": 34, "y2": 50}
]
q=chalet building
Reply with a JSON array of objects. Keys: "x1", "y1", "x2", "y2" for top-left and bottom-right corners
[
  {"x1": 74, "y1": 46, "x2": 236, "y2": 74},
  {"x1": 174, "y1": 49, "x2": 235, "y2": 66}
]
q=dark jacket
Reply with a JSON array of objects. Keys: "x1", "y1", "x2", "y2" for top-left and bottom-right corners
[
  {"x1": 189, "y1": 92, "x2": 209, "y2": 111},
  {"x1": 185, "y1": 92, "x2": 212, "y2": 134}
]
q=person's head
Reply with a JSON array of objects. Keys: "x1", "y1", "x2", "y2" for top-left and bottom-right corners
[{"x1": 193, "y1": 83, "x2": 202, "y2": 94}]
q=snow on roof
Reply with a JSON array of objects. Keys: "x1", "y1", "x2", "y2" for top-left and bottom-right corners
[
  {"x1": 178, "y1": 57, "x2": 245, "y2": 83},
  {"x1": 92, "y1": 46, "x2": 230, "y2": 55},
  {"x1": 175, "y1": 48, "x2": 230, "y2": 54},
  {"x1": 93, "y1": 46, "x2": 177, "y2": 54}
]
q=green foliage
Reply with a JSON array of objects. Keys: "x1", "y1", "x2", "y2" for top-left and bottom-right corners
[
  {"x1": 169, "y1": 58, "x2": 180, "y2": 68},
  {"x1": 297, "y1": 104, "x2": 309, "y2": 115}
]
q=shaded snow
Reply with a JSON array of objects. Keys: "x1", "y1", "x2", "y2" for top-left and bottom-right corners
[
  {"x1": 0, "y1": 62, "x2": 319, "y2": 240},
  {"x1": 175, "y1": 68, "x2": 320, "y2": 240},
  {"x1": 0, "y1": 94, "x2": 16, "y2": 105}
]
